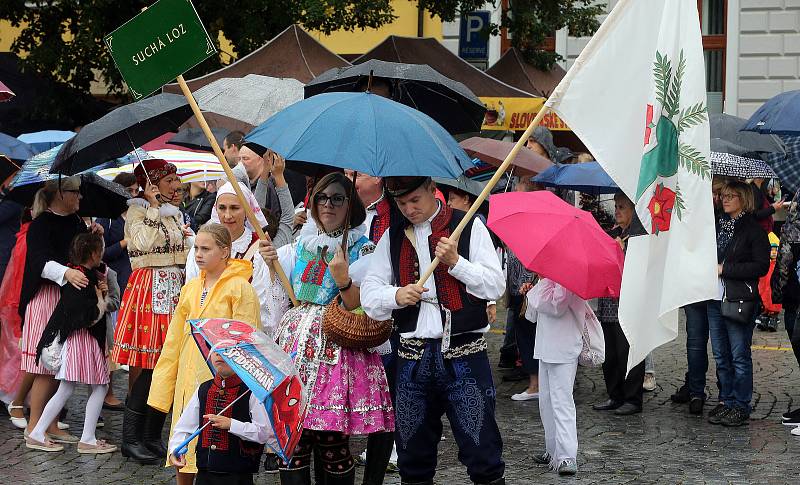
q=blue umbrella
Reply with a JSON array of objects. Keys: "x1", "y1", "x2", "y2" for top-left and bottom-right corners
[
  {"x1": 245, "y1": 92, "x2": 473, "y2": 178},
  {"x1": 17, "y1": 130, "x2": 75, "y2": 152},
  {"x1": 532, "y1": 161, "x2": 619, "y2": 195},
  {"x1": 742, "y1": 90, "x2": 800, "y2": 135},
  {"x1": 0, "y1": 132, "x2": 37, "y2": 162}
]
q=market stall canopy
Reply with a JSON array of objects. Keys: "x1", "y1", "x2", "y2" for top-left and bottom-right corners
[
  {"x1": 163, "y1": 24, "x2": 349, "y2": 94},
  {"x1": 486, "y1": 48, "x2": 566, "y2": 97},
  {"x1": 353, "y1": 36, "x2": 545, "y2": 132}
]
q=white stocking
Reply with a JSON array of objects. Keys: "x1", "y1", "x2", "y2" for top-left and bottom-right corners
[
  {"x1": 29, "y1": 380, "x2": 75, "y2": 442},
  {"x1": 80, "y1": 384, "x2": 108, "y2": 445}
]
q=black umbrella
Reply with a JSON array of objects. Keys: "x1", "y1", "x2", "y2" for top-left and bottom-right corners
[
  {"x1": 303, "y1": 59, "x2": 486, "y2": 135},
  {"x1": 710, "y1": 113, "x2": 785, "y2": 154},
  {"x1": 50, "y1": 93, "x2": 192, "y2": 175},
  {"x1": 5, "y1": 172, "x2": 130, "y2": 218},
  {"x1": 168, "y1": 127, "x2": 228, "y2": 151}
]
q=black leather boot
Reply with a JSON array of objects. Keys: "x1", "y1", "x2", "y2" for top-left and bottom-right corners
[
  {"x1": 324, "y1": 468, "x2": 356, "y2": 485},
  {"x1": 143, "y1": 407, "x2": 168, "y2": 458},
  {"x1": 121, "y1": 406, "x2": 159, "y2": 464},
  {"x1": 474, "y1": 478, "x2": 505, "y2": 485},
  {"x1": 362, "y1": 432, "x2": 395, "y2": 485},
  {"x1": 279, "y1": 467, "x2": 311, "y2": 485}
]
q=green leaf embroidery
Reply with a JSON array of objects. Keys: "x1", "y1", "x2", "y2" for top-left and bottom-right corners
[
  {"x1": 678, "y1": 142, "x2": 711, "y2": 179},
  {"x1": 665, "y1": 50, "x2": 686, "y2": 119},
  {"x1": 678, "y1": 102, "x2": 708, "y2": 133},
  {"x1": 674, "y1": 183, "x2": 686, "y2": 220},
  {"x1": 653, "y1": 51, "x2": 672, "y2": 108}
]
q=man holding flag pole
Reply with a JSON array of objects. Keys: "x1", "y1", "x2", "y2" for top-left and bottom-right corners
[{"x1": 413, "y1": 0, "x2": 717, "y2": 392}]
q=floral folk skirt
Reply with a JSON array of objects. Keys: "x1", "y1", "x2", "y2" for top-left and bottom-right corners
[
  {"x1": 275, "y1": 302, "x2": 394, "y2": 435},
  {"x1": 112, "y1": 267, "x2": 182, "y2": 369}
]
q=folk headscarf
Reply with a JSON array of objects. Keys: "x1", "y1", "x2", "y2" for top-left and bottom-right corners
[
  {"x1": 133, "y1": 158, "x2": 177, "y2": 189},
  {"x1": 210, "y1": 181, "x2": 269, "y2": 231}
]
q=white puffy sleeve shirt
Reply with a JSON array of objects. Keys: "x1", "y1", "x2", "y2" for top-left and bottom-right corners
[{"x1": 361, "y1": 208, "x2": 505, "y2": 339}]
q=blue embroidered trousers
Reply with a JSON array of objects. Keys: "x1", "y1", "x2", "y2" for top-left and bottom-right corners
[{"x1": 395, "y1": 340, "x2": 504, "y2": 484}]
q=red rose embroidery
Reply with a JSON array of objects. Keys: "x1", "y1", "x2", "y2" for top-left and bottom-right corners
[{"x1": 648, "y1": 183, "x2": 676, "y2": 234}]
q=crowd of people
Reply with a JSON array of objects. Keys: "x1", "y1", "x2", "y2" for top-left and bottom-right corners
[{"x1": 0, "y1": 123, "x2": 797, "y2": 485}]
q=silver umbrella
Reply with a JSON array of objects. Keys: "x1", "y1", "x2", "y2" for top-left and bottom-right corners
[{"x1": 192, "y1": 74, "x2": 305, "y2": 129}]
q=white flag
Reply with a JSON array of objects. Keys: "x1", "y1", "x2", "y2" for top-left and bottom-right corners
[{"x1": 546, "y1": 0, "x2": 717, "y2": 370}]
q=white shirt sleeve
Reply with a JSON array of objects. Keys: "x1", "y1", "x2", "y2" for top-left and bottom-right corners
[
  {"x1": 167, "y1": 390, "x2": 200, "y2": 456},
  {"x1": 184, "y1": 246, "x2": 199, "y2": 283},
  {"x1": 42, "y1": 261, "x2": 69, "y2": 286},
  {"x1": 228, "y1": 393, "x2": 275, "y2": 445},
  {"x1": 447, "y1": 218, "x2": 506, "y2": 301},
  {"x1": 361, "y1": 231, "x2": 403, "y2": 321}
]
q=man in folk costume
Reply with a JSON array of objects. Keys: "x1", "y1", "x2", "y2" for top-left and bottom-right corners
[{"x1": 362, "y1": 177, "x2": 506, "y2": 485}]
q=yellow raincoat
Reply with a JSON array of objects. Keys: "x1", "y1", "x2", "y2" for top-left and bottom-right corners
[{"x1": 147, "y1": 258, "x2": 261, "y2": 473}]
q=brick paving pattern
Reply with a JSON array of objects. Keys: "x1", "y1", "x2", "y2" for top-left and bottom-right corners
[{"x1": 3, "y1": 312, "x2": 800, "y2": 484}]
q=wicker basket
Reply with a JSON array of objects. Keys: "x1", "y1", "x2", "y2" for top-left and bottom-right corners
[{"x1": 322, "y1": 299, "x2": 393, "y2": 350}]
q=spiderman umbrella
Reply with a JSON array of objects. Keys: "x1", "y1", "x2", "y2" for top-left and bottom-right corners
[{"x1": 172, "y1": 318, "x2": 308, "y2": 463}]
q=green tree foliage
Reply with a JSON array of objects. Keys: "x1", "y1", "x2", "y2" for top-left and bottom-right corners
[{"x1": 0, "y1": 0, "x2": 397, "y2": 97}]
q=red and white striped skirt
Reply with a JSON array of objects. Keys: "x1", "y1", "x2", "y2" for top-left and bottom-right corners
[
  {"x1": 56, "y1": 328, "x2": 109, "y2": 385},
  {"x1": 20, "y1": 284, "x2": 60, "y2": 375}
]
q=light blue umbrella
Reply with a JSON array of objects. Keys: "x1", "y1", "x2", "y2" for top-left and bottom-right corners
[
  {"x1": 245, "y1": 92, "x2": 474, "y2": 178},
  {"x1": 1, "y1": 132, "x2": 37, "y2": 161},
  {"x1": 17, "y1": 130, "x2": 75, "y2": 152},
  {"x1": 533, "y1": 161, "x2": 619, "y2": 195}
]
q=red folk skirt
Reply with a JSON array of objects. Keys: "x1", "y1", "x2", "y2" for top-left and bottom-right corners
[{"x1": 112, "y1": 266, "x2": 182, "y2": 369}]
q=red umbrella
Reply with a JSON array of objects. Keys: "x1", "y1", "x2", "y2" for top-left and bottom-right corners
[
  {"x1": 460, "y1": 136, "x2": 553, "y2": 176},
  {"x1": 0, "y1": 81, "x2": 14, "y2": 102},
  {"x1": 488, "y1": 190, "x2": 624, "y2": 299},
  {"x1": 0, "y1": 81, "x2": 15, "y2": 102}
]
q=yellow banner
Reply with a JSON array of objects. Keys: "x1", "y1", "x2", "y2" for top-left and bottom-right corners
[{"x1": 480, "y1": 97, "x2": 570, "y2": 131}]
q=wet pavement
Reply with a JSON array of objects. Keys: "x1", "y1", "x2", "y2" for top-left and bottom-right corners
[{"x1": 2, "y1": 310, "x2": 800, "y2": 484}]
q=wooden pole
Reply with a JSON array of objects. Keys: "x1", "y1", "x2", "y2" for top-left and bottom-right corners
[
  {"x1": 416, "y1": 106, "x2": 551, "y2": 286},
  {"x1": 176, "y1": 75, "x2": 299, "y2": 306}
]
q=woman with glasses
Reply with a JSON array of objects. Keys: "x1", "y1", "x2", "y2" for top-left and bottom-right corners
[
  {"x1": 18, "y1": 177, "x2": 95, "y2": 444},
  {"x1": 706, "y1": 180, "x2": 770, "y2": 427},
  {"x1": 259, "y1": 172, "x2": 394, "y2": 485}
]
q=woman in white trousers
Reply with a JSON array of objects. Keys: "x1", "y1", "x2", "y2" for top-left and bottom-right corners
[{"x1": 525, "y1": 278, "x2": 585, "y2": 476}]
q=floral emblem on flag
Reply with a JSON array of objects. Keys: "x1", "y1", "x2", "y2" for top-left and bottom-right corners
[{"x1": 636, "y1": 50, "x2": 710, "y2": 234}]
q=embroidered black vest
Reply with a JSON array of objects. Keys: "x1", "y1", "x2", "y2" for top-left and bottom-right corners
[
  {"x1": 196, "y1": 375, "x2": 264, "y2": 474},
  {"x1": 388, "y1": 207, "x2": 488, "y2": 335}
]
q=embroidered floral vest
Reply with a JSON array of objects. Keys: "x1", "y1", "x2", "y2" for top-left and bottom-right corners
[{"x1": 291, "y1": 235, "x2": 371, "y2": 305}]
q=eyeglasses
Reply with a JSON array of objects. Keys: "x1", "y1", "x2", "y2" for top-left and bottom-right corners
[
  {"x1": 721, "y1": 193, "x2": 739, "y2": 201},
  {"x1": 62, "y1": 189, "x2": 80, "y2": 194},
  {"x1": 314, "y1": 193, "x2": 348, "y2": 207}
]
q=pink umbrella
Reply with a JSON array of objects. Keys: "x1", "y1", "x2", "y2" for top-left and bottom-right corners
[
  {"x1": 0, "y1": 81, "x2": 14, "y2": 102},
  {"x1": 488, "y1": 190, "x2": 624, "y2": 299},
  {"x1": 460, "y1": 136, "x2": 553, "y2": 176}
]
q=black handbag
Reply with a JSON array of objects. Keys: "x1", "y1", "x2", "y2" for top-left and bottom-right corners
[{"x1": 720, "y1": 298, "x2": 757, "y2": 324}]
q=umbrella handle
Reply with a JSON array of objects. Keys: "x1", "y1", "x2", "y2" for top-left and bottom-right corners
[
  {"x1": 417, "y1": 106, "x2": 553, "y2": 286},
  {"x1": 175, "y1": 75, "x2": 299, "y2": 307},
  {"x1": 172, "y1": 389, "x2": 252, "y2": 458}
]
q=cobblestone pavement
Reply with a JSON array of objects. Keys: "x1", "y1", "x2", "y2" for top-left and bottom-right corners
[{"x1": 3, "y1": 311, "x2": 800, "y2": 484}]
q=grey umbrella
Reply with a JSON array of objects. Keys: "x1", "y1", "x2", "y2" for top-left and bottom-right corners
[
  {"x1": 710, "y1": 113, "x2": 785, "y2": 154},
  {"x1": 304, "y1": 59, "x2": 486, "y2": 135},
  {"x1": 50, "y1": 93, "x2": 191, "y2": 175},
  {"x1": 433, "y1": 176, "x2": 486, "y2": 198},
  {"x1": 168, "y1": 127, "x2": 228, "y2": 151},
  {"x1": 191, "y1": 74, "x2": 304, "y2": 129}
]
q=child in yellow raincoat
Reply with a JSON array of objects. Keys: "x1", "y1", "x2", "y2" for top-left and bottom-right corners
[{"x1": 148, "y1": 223, "x2": 261, "y2": 483}]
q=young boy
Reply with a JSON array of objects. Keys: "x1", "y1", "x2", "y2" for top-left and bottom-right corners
[{"x1": 168, "y1": 352, "x2": 273, "y2": 485}]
